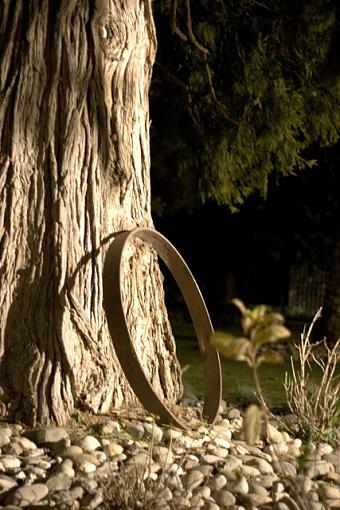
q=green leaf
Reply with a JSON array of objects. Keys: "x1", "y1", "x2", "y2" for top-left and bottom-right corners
[
  {"x1": 250, "y1": 304, "x2": 267, "y2": 322},
  {"x1": 210, "y1": 331, "x2": 249, "y2": 361},
  {"x1": 263, "y1": 312, "x2": 285, "y2": 326},
  {"x1": 243, "y1": 404, "x2": 263, "y2": 445},
  {"x1": 256, "y1": 351, "x2": 283, "y2": 367},
  {"x1": 241, "y1": 315, "x2": 254, "y2": 334},
  {"x1": 231, "y1": 298, "x2": 247, "y2": 316},
  {"x1": 253, "y1": 324, "x2": 291, "y2": 345}
]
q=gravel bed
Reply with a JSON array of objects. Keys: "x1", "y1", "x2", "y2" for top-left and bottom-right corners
[{"x1": 0, "y1": 400, "x2": 339, "y2": 509}]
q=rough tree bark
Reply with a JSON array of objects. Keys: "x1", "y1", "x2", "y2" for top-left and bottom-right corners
[{"x1": 0, "y1": 0, "x2": 182, "y2": 426}]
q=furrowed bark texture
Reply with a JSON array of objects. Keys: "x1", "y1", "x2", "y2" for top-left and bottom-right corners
[{"x1": 0, "y1": 0, "x2": 182, "y2": 425}]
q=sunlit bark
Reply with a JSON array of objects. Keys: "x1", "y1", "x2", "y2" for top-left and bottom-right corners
[{"x1": 0, "y1": 0, "x2": 181, "y2": 425}]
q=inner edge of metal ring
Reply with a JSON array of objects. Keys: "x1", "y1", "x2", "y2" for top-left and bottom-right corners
[{"x1": 103, "y1": 227, "x2": 222, "y2": 430}]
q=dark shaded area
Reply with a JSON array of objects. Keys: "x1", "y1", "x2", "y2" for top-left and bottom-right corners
[{"x1": 153, "y1": 145, "x2": 340, "y2": 327}]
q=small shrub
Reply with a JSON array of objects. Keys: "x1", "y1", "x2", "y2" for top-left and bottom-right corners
[
  {"x1": 284, "y1": 308, "x2": 340, "y2": 443},
  {"x1": 211, "y1": 299, "x2": 290, "y2": 442}
]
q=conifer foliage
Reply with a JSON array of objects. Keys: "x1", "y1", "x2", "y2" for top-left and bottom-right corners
[{"x1": 151, "y1": 0, "x2": 340, "y2": 211}]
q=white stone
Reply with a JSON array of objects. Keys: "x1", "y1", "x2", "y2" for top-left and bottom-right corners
[
  {"x1": 318, "y1": 443, "x2": 333, "y2": 456},
  {"x1": 182, "y1": 470, "x2": 204, "y2": 491},
  {"x1": 318, "y1": 485, "x2": 340, "y2": 500},
  {"x1": 0, "y1": 428, "x2": 12, "y2": 438},
  {"x1": 22, "y1": 447, "x2": 45, "y2": 458},
  {"x1": 247, "y1": 456, "x2": 274, "y2": 474},
  {"x1": 163, "y1": 428, "x2": 182, "y2": 441},
  {"x1": 234, "y1": 444, "x2": 249, "y2": 455},
  {"x1": 0, "y1": 474, "x2": 17, "y2": 491},
  {"x1": 201, "y1": 454, "x2": 223, "y2": 464},
  {"x1": 126, "y1": 422, "x2": 144, "y2": 439},
  {"x1": 56, "y1": 459, "x2": 75, "y2": 478},
  {"x1": 4, "y1": 483, "x2": 49, "y2": 507},
  {"x1": 292, "y1": 438, "x2": 302, "y2": 448},
  {"x1": 215, "y1": 447, "x2": 229, "y2": 458},
  {"x1": 80, "y1": 435, "x2": 101, "y2": 452},
  {"x1": 221, "y1": 455, "x2": 243, "y2": 473},
  {"x1": 0, "y1": 434, "x2": 10, "y2": 447},
  {"x1": 103, "y1": 442, "x2": 124, "y2": 457},
  {"x1": 78, "y1": 460, "x2": 97, "y2": 473},
  {"x1": 228, "y1": 408, "x2": 241, "y2": 419},
  {"x1": 241, "y1": 465, "x2": 261, "y2": 477},
  {"x1": 28, "y1": 426, "x2": 69, "y2": 444},
  {"x1": 195, "y1": 485, "x2": 211, "y2": 498},
  {"x1": 305, "y1": 460, "x2": 334, "y2": 479},
  {"x1": 16, "y1": 437, "x2": 37, "y2": 450},
  {"x1": 267, "y1": 423, "x2": 284, "y2": 444},
  {"x1": 208, "y1": 474, "x2": 227, "y2": 492},
  {"x1": 249, "y1": 482, "x2": 269, "y2": 497},
  {"x1": 143, "y1": 423, "x2": 163, "y2": 443},
  {"x1": 254, "y1": 473, "x2": 278, "y2": 488},
  {"x1": 215, "y1": 489, "x2": 236, "y2": 507},
  {"x1": 1, "y1": 456, "x2": 21, "y2": 470},
  {"x1": 90, "y1": 450, "x2": 106, "y2": 463},
  {"x1": 229, "y1": 476, "x2": 249, "y2": 495},
  {"x1": 99, "y1": 420, "x2": 121, "y2": 435},
  {"x1": 153, "y1": 446, "x2": 173, "y2": 466},
  {"x1": 214, "y1": 437, "x2": 231, "y2": 449}
]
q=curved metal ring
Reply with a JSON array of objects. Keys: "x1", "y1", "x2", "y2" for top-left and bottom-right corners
[{"x1": 103, "y1": 228, "x2": 222, "y2": 429}]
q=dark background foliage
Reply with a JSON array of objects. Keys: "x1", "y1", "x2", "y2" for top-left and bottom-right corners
[{"x1": 150, "y1": 0, "x2": 340, "y2": 324}]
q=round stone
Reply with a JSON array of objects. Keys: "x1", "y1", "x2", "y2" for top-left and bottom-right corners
[
  {"x1": 47, "y1": 473, "x2": 72, "y2": 492},
  {"x1": 220, "y1": 454, "x2": 243, "y2": 474},
  {"x1": 208, "y1": 473, "x2": 227, "y2": 491},
  {"x1": 0, "y1": 433, "x2": 11, "y2": 447},
  {"x1": 78, "y1": 461, "x2": 97, "y2": 474},
  {"x1": 241, "y1": 465, "x2": 261, "y2": 477},
  {"x1": 318, "y1": 485, "x2": 340, "y2": 500},
  {"x1": 215, "y1": 489, "x2": 236, "y2": 507},
  {"x1": 227, "y1": 408, "x2": 241, "y2": 420},
  {"x1": 61, "y1": 445, "x2": 83, "y2": 457},
  {"x1": 4, "y1": 483, "x2": 49, "y2": 507},
  {"x1": 247, "y1": 456, "x2": 274, "y2": 474},
  {"x1": 0, "y1": 474, "x2": 17, "y2": 491},
  {"x1": 103, "y1": 441, "x2": 124, "y2": 457},
  {"x1": 267, "y1": 423, "x2": 284, "y2": 444},
  {"x1": 16, "y1": 437, "x2": 37, "y2": 450},
  {"x1": 229, "y1": 476, "x2": 249, "y2": 495},
  {"x1": 182, "y1": 470, "x2": 204, "y2": 491},
  {"x1": 143, "y1": 423, "x2": 163, "y2": 443},
  {"x1": 1, "y1": 456, "x2": 21, "y2": 471},
  {"x1": 56, "y1": 459, "x2": 75, "y2": 478},
  {"x1": 79, "y1": 435, "x2": 101, "y2": 452},
  {"x1": 152, "y1": 446, "x2": 173, "y2": 466},
  {"x1": 98, "y1": 420, "x2": 121, "y2": 435},
  {"x1": 126, "y1": 422, "x2": 144, "y2": 439},
  {"x1": 26, "y1": 426, "x2": 69, "y2": 445},
  {"x1": 163, "y1": 428, "x2": 183, "y2": 442}
]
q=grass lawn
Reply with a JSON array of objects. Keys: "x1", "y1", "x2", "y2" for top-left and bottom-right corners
[
  {"x1": 174, "y1": 322, "x2": 338, "y2": 413},
  {"x1": 176, "y1": 338, "x2": 291, "y2": 410}
]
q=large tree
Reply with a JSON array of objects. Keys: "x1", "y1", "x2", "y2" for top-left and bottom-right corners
[{"x1": 0, "y1": 0, "x2": 182, "y2": 426}]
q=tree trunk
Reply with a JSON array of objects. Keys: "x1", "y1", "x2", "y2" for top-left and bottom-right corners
[
  {"x1": 320, "y1": 233, "x2": 340, "y2": 344},
  {"x1": 0, "y1": 0, "x2": 182, "y2": 426}
]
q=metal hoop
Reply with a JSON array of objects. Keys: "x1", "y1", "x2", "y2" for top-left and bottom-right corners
[{"x1": 103, "y1": 228, "x2": 221, "y2": 429}]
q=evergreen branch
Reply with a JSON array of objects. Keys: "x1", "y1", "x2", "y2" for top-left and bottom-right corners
[
  {"x1": 170, "y1": 0, "x2": 187, "y2": 41},
  {"x1": 184, "y1": 0, "x2": 209, "y2": 56}
]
